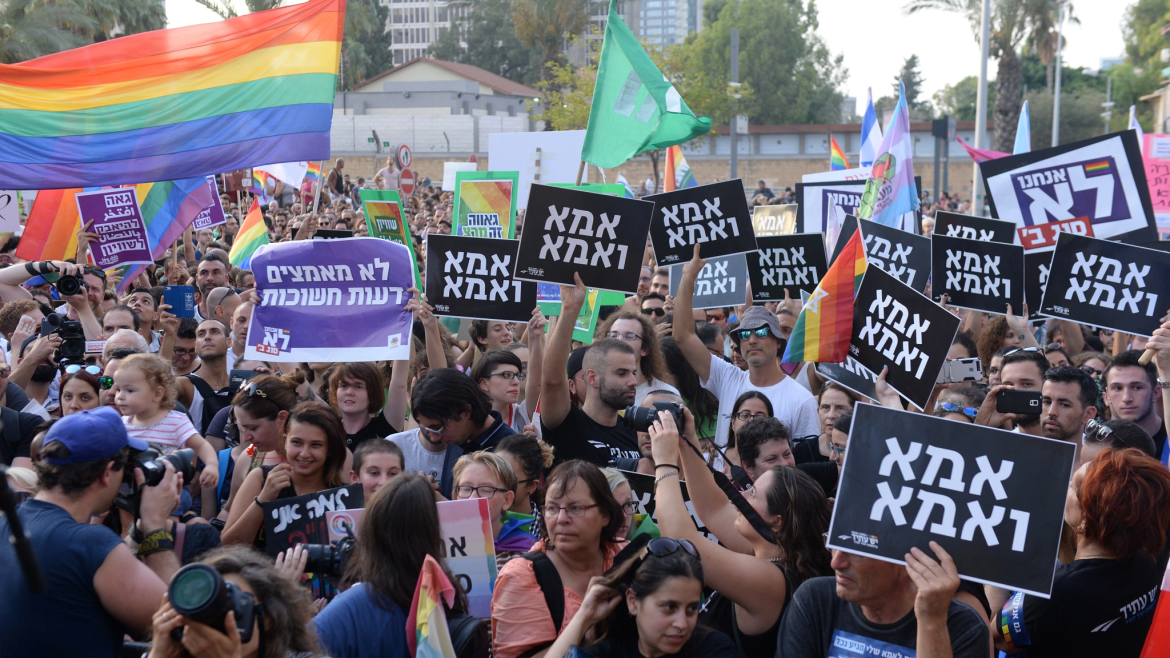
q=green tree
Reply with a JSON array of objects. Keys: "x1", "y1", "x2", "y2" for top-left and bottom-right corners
[
  {"x1": 1123, "y1": 0, "x2": 1170, "y2": 67},
  {"x1": 894, "y1": 54, "x2": 927, "y2": 110},
  {"x1": 512, "y1": 0, "x2": 591, "y2": 84},
  {"x1": 191, "y1": 0, "x2": 284, "y2": 20},
  {"x1": 82, "y1": 0, "x2": 166, "y2": 42},
  {"x1": 429, "y1": 0, "x2": 541, "y2": 86},
  {"x1": 933, "y1": 75, "x2": 997, "y2": 121},
  {"x1": 684, "y1": 0, "x2": 846, "y2": 126},
  {"x1": 0, "y1": 0, "x2": 96, "y2": 64},
  {"x1": 1025, "y1": 88, "x2": 1107, "y2": 148}
]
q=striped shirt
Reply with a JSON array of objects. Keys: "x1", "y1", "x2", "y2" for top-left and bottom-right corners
[{"x1": 123, "y1": 410, "x2": 199, "y2": 455}]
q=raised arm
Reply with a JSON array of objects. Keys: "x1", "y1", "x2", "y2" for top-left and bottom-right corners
[
  {"x1": 675, "y1": 406, "x2": 754, "y2": 554},
  {"x1": 1006, "y1": 304, "x2": 1039, "y2": 349},
  {"x1": 539, "y1": 273, "x2": 586, "y2": 430},
  {"x1": 672, "y1": 245, "x2": 714, "y2": 382},
  {"x1": 0, "y1": 260, "x2": 82, "y2": 303},
  {"x1": 1147, "y1": 319, "x2": 1170, "y2": 448},
  {"x1": 524, "y1": 306, "x2": 546, "y2": 410},
  {"x1": 1059, "y1": 319, "x2": 1085, "y2": 356}
]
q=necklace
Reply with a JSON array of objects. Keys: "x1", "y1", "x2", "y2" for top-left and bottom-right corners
[{"x1": 766, "y1": 557, "x2": 784, "y2": 564}]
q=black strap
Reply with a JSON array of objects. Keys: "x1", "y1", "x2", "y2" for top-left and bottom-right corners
[
  {"x1": 521, "y1": 550, "x2": 564, "y2": 635},
  {"x1": 186, "y1": 374, "x2": 230, "y2": 431},
  {"x1": 681, "y1": 431, "x2": 778, "y2": 545}
]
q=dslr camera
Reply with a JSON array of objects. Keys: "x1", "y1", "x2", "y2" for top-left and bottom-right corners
[
  {"x1": 622, "y1": 400, "x2": 684, "y2": 433},
  {"x1": 54, "y1": 274, "x2": 85, "y2": 297},
  {"x1": 40, "y1": 312, "x2": 86, "y2": 367},
  {"x1": 169, "y1": 563, "x2": 259, "y2": 643},
  {"x1": 300, "y1": 521, "x2": 356, "y2": 577},
  {"x1": 116, "y1": 448, "x2": 197, "y2": 515}
]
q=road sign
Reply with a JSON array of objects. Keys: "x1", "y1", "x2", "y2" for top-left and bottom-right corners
[
  {"x1": 397, "y1": 144, "x2": 413, "y2": 169},
  {"x1": 401, "y1": 168, "x2": 416, "y2": 196}
]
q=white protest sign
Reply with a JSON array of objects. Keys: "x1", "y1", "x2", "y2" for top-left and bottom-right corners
[
  {"x1": 437, "y1": 498, "x2": 498, "y2": 619},
  {"x1": 0, "y1": 191, "x2": 19, "y2": 233},
  {"x1": 488, "y1": 130, "x2": 587, "y2": 209},
  {"x1": 443, "y1": 162, "x2": 477, "y2": 192}
]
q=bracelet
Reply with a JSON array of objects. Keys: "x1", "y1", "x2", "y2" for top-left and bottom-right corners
[
  {"x1": 654, "y1": 463, "x2": 680, "y2": 471},
  {"x1": 1159, "y1": 378, "x2": 1170, "y2": 389},
  {"x1": 254, "y1": 495, "x2": 267, "y2": 508},
  {"x1": 654, "y1": 471, "x2": 680, "y2": 487},
  {"x1": 136, "y1": 529, "x2": 175, "y2": 557}
]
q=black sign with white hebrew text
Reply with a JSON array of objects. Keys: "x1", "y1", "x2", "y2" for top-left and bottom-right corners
[
  {"x1": 1039, "y1": 232, "x2": 1170, "y2": 336},
  {"x1": 1024, "y1": 250, "x2": 1053, "y2": 314},
  {"x1": 933, "y1": 211, "x2": 1016, "y2": 244},
  {"x1": 850, "y1": 266, "x2": 960, "y2": 409},
  {"x1": 669, "y1": 254, "x2": 749, "y2": 310},
  {"x1": 748, "y1": 234, "x2": 828, "y2": 301},
  {"x1": 859, "y1": 218, "x2": 931, "y2": 292},
  {"x1": 425, "y1": 234, "x2": 538, "y2": 322},
  {"x1": 262, "y1": 484, "x2": 363, "y2": 557},
  {"x1": 815, "y1": 357, "x2": 877, "y2": 401},
  {"x1": 828, "y1": 404, "x2": 1076, "y2": 596},
  {"x1": 930, "y1": 233, "x2": 1025, "y2": 315},
  {"x1": 621, "y1": 470, "x2": 715, "y2": 542},
  {"x1": 514, "y1": 184, "x2": 655, "y2": 293},
  {"x1": 646, "y1": 180, "x2": 757, "y2": 265}
]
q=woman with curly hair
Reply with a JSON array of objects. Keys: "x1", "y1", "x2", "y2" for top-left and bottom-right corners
[{"x1": 976, "y1": 310, "x2": 1039, "y2": 371}]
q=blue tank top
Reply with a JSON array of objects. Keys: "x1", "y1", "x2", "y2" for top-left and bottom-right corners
[{"x1": 0, "y1": 499, "x2": 127, "y2": 658}]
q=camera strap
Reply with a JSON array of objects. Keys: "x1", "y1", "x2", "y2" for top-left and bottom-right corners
[{"x1": 678, "y1": 433, "x2": 778, "y2": 546}]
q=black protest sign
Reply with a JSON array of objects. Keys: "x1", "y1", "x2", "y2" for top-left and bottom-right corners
[
  {"x1": 1024, "y1": 250, "x2": 1053, "y2": 313},
  {"x1": 795, "y1": 180, "x2": 865, "y2": 234},
  {"x1": 425, "y1": 234, "x2": 537, "y2": 322},
  {"x1": 1039, "y1": 232, "x2": 1170, "y2": 336},
  {"x1": 621, "y1": 470, "x2": 715, "y2": 542},
  {"x1": 646, "y1": 180, "x2": 757, "y2": 265},
  {"x1": 829, "y1": 214, "x2": 859, "y2": 266},
  {"x1": 931, "y1": 233, "x2": 1025, "y2": 315},
  {"x1": 313, "y1": 229, "x2": 354, "y2": 240},
  {"x1": 859, "y1": 218, "x2": 931, "y2": 292},
  {"x1": 815, "y1": 357, "x2": 877, "y2": 401},
  {"x1": 669, "y1": 254, "x2": 749, "y2": 310},
  {"x1": 933, "y1": 211, "x2": 1016, "y2": 244},
  {"x1": 828, "y1": 404, "x2": 1075, "y2": 596},
  {"x1": 981, "y1": 130, "x2": 1156, "y2": 248},
  {"x1": 262, "y1": 484, "x2": 363, "y2": 557},
  {"x1": 850, "y1": 266, "x2": 960, "y2": 409},
  {"x1": 514, "y1": 184, "x2": 655, "y2": 294},
  {"x1": 748, "y1": 234, "x2": 829, "y2": 302}
]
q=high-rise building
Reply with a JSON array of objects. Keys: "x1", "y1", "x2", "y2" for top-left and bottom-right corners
[{"x1": 382, "y1": 0, "x2": 463, "y2": 67}]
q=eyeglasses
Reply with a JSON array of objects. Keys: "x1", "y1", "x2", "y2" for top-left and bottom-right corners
[
  {"x1": 939, "y1": 401, "x2": 979, "y2": 419},
  {"x1": 542, "y1": 503, "x2": 599, "y2": 519},
  {"x1": 706, "y1": 313, "x2": 725, "y2": 322},
  {"x1": 646, "y1": 537, "x2": 700, "y2": 560},
  {"x1": 99, "y1": 376, "x2": 114, "y2": 390},
  {"x1": 1085, "y1": 419, "x2": 1113, "y2": 443},
  {"x1": 488, "y1": 371, "x2": 526, "y2": 382},
  {"x1": 621, "y1": 501, "x2": 638, "y2": 515},
  {"x1": 829, "y1": 444, "x2": 847, "y2": 458},
  {"x1": 606, "y1": 331, "x2": 643, "y2": 342},
  {"x1": 1004, "y1": 347, "x2": 1043, "y2": 356},
  {"x1": 242, "y1": 382, "x2": 267, "y2": 398},
  {"x1": 641, "y1": 307, "x2": 666, "y2": 317},
  {"x1": 453, "y1": 485, "x2": 509, "y2": 499},
  {"x1": 419, "y1": 422, "x2": 449, "y2": 439},
  {"x1": 172, "y1": 347, "x2": 196, "y2": 357},
  {"x1": 733, "y1": 327, "x2": 770, "y2": 341},
  {"x1": 1081, "y1": 365, "x2": 1104, "y2": 377},
  {"x1": 733, "y1": 410, "x2": 769, "y2": 422}
]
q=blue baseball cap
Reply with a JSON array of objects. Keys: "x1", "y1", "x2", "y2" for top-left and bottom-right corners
[{"x1": 42, "y1": 407, "x2": 148, "y2": 465}]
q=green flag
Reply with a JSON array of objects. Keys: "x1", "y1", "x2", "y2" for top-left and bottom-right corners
[{"x1": 581, "y1": 0, "x2": 711, "y2": 167}]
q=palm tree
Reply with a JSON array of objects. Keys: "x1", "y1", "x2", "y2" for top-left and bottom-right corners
[
  {"x1": 0, "y1": 0, "x2": 97, "y2": 64},
  {"x1": 512, "y1": 0, "x2": 592, "y2": 84},
  {"x1": 905, "y1": 0, "x2": 1032, "y2": 153},
  {"x1": 1023, "y1": 1, "x2": 1077, "y2": 93},
  {"x1": 192, "y1": 0, "x2": 284, "y2": 21}
]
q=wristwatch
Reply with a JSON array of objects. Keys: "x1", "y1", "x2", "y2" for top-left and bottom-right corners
[{"x1": 1157, "y1": 378, "x2": 1170, "y2": 389}]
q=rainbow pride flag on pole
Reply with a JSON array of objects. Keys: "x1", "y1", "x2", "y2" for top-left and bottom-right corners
[
  {"x1": 782, "y1": 230, "x2": 866, "y2": 364},
  {"x1": 0, "y1": 0, "x2": 343, "y2": 189},
  {"x1": 830, "y1": 136, "x2": 850, "y2": 171},
  {"x1": 304, "y1": 161, "x2": 324, "y2": 186},
  {"x1": 406, "y1": 554, "x2": 457, "y2": 658},
  {"x1": 229, "y1": 200, "x2": 268, "y2": 270},
  {"x1": 664, "y1": 145, "x2": 697, "y2": 192},
  {"x1": 117, "y1": 178, "x2": 217, "y2": 292}
]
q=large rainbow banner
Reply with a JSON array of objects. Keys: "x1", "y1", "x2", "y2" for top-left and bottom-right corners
[{"x1": 0, "y1": 0, "x2": 343, "y2": 189}]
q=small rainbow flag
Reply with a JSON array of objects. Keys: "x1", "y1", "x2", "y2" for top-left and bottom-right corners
[
  {"x1": 229, "y1": 199, "x2": 268, "y2": 270},
  {"x1": 782, "y1": 229, "x2": 866, "y2": 364},
  {"x1": 406, "y1": 554, "x2": 457, "y2": 658},
  {"x1": 664, "y1": 145, "x2": 696, "y2": 192},
  {"x1": 830, "y1": 136, "x2": 850, "y2": 171},
  {"x1": 304, "y1": 161, "x2": 323, "y2": 186},
  {"x1": 252, "y1": 170, "x2": 276, "y2": 204},
  {"x1": 1084, "y1": 160, "x2": 1111, "y2": 174}
]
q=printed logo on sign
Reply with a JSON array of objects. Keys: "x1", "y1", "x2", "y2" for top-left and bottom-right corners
[
  {"x1": 257, "y1": 326, "x2": 290, "y2": 355},
  {"x1": 1016, "y1": 216, "x2": 1094, "y2": 251},
  {"x1": 521, "y1": 266, "x2": 545, "y2": 277},
  {"x1": 1051, "y1": 305, "x2": 1069, "y2": 316},
  {"x1": 1010, "y1": 157, "x2": 1125, "y2": 227},
  {"x1": 840, "y1": 531, "x2": 879, "y2": 548},
  {"x1": 389, "y1": 333, "x2": 402, "y2": 348},
  {"x1": 821, "y1": 189, "x2": 861, "y2": 231}
]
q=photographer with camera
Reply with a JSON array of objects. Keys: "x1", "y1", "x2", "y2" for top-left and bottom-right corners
[
  {"x1": 0, "y1": 259, "x2": 102, "y2": 340},
  {"x1": 0, "y1": 407, "x2": 184, "y2": 657}
]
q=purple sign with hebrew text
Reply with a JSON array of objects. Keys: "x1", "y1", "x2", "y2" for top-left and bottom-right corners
[{"x1": 75, "y1": 188, "x2": 153, "y2": 269}]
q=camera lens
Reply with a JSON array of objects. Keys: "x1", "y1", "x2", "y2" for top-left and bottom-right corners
[
  {"x1": 56, "y1": 276, "x2": 80, "y2": 297},
  {"x1": 170, "y1": 564, "x2": 221, "y2": 615}
]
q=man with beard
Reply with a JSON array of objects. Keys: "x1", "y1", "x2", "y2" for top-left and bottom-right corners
[
  {"x1": 975, "y1": 347, "x2": 1049, "y2": 435},
  {"x1": 1102, "y1": 350, "x2": 1167, "y2": 464},
  {"x1": 1040, "y1": 366, "x2": 1098, "y2": 464},
  {"x1": 540, "y1": 274, "x2": 641, "y2": 466},
  {"x1": 169, "y1": 318, "x2": 232, "y2": 435},
  {"x1": 171, "y1": 318, "x2": 201, "y2": 376},
  {"x1": 673, "y1": 246, "x2": 820, "y2": 448},
  {"x1": 193, "y1": 254, "x2": 229, "y2": 322},
  {"x1": 124, "y1": 287, "x2": 160, "y2": 352},
  {"x1": 9, "y1": 332, "x2": 61, "y2": 420}
]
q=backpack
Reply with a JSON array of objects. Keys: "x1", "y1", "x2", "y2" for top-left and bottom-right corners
[
  {"x1": 186, "y1": 374, "x2": 232, "y2": 434},
  {"x1": 446, "y1": 606, "x2": 491, "y2": 658},
  {"x1": 515, "y1": 551, "x2": 565, "y2": 658}
]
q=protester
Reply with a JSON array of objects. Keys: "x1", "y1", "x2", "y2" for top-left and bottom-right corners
[
  {"x1": 327, "y1": 362, "x2": 404, "y2": 450},
  {"x1": 542, "y1": 538, "x2": 739, "y2": 658},
  {"x1": 492, "y1": 460, "x2": 628, "y2": 658},
  {"x1": 659, "y1": 337, "x2": 719, "y2": 444},
  {"x1": 469, "y1": 350, "x2": 533, "y2": 435},
  {"x1": 601, "y1": 467, "x2": 637, "y2": 539},
  {"x1": 453, "y1": 451, "x2": 537, "y2": 568},
  {"x1": 59, "y1": 367, "x2": 102, "y2": 416},
  {"x1": 1101, "y1": 350, "x2": 1166, "y2": 463},
  {"x1": 1039, "y1": 366, "x2": 1098, "y2": 460},
  {"x1": 1080, "y1": 418, "x2": 1157, "y2": 464},
  {"x1": 723, "y1": 390, "x2": 772, "y2": 470},
  {"x1": 219, "y1": 375, "x2": 300, "y2": 517},
  {"x1": 598, "y1": 310, "x2": 680, "y2": 404},
  {"x1": 495, "y1": 433, "x2": 555, "y2": 518},
  {"x1": 170, "y1": 319, "x2": 233, "y2": 436},
  {"x1": 1072, "y1": 351, "x2": 1111, "y2": 381},
  {"x1": 795, "y1": 383, "x2": 857, "y2": 464},
  {"x1": 976, "y1": 347, "x2": 1050, "y2": 434}
]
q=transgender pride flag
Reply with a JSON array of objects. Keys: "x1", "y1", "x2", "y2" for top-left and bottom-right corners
[{"x1": 857, "y1": 81, "x2": 919, "y2": 227}]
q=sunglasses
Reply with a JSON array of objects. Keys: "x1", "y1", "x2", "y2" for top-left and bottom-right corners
[
  {"x1": 1081, "y1": 365, "x2": 1104, "y2": 377},
  {"x1": 1084, "y1": 418, "x2": 1113, "y2": 443},
  {"x1": 733, "y1": 327, "x2": 770, "y2": 341},
  {"x1": 242, "y1": 382, "x2": 267, "y2": 398},
  {"x1": 706, "y1": 313, "x2": 726, "y2": 321},
  {"x1": 641, "y1": 307, "x2": 666, "y2": 317},
  {"x1": 1004, "y1": 347, "x2": 1043, "y2": 356},
  {"x1": 99, "y1": 376, "x2": 114, "y2": 390},
  {"x1": 939, "y1": 401, "x2": 979, "y2": 419},
  {"x1": 64, "y1": 364, "x2": 102, "y2": 376},
  {"x1": 646, "y1": 537, "x2": 700, "y2": 560}
]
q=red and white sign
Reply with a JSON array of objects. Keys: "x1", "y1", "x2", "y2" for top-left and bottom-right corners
[
  {"x1": 400, "y1": 168, "x2": 416, "y2": 196},
  {"x1": 397, "y1": 144, "x2": 412, "y2": 169},
  {"x1": 1017, "y1": 216, "x2": 1095, "y2": 251}
]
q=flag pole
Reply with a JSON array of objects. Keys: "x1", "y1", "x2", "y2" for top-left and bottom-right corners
[
  {"x1": 575, "y1": 160, "x2": 586, "y2": 186},
  {"x1": 311, "y1": 160, "x2": 325, "y2": 216}
]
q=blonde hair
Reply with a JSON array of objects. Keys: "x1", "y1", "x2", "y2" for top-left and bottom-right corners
[
  {"x1": 600, "y1": 467, "x2": 629, "y2": 493},
  {"x1": 5, "y1": 466, "x2": 38, "y2": 494},
  {"x1": 452, "y1": 451, "x2": 518, "y2": 492},
  {"x1": 120, "y1": 353, "x2": 177, "y2": 410}
]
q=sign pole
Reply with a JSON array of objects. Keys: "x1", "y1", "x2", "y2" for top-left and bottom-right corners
[{"x1": 574, "y1": 160, "x2": 586, "y2": 186}]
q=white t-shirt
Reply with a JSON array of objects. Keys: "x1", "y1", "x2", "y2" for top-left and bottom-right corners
[
  {"x1": 634, "y1": 377, "x2": 681, "y2": 406},
  {"x1": 387, "y1": 429, "x2": 445, "y2": 484},
  {"x1": 702, "y1": 354, "x2": 821, "y2": 447}
]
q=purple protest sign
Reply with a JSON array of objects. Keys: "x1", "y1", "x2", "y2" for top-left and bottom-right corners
[
  {"x1": 75, "y1": 188, "x2": 153, "y2": 269},
  {"x1": 192, "y1": 176, "x2": 226, "y2": 231},
  {"x1": 243, "y1": 238, "x2": 414, "y2": 362}
]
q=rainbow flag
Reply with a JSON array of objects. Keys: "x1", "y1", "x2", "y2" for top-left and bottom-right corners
[
  {"x1": 16, "y1": 189, "x2": 99, "y2": 262},
  {"x1": 1140, "y1": 560, "x2": 1170, "y2": 657},
  {"x1": 664, "y1": 145, "x2": 696, "y2": 192},
  {"x1": 830, "y1": 136, "x2": 850, "y2": 171},
  {"x1": 0, "y1": 0, "x2": 343, "y2": 189},
  {"x1": 1085, "y1": 160, "x2": 1111, "y2": 174},
  {"x1": 782, "y1": 230, "x2": 866, "y2": 364},
  {"x1": 304, "y1": 161, "x2": 323, "y2": 186},
  {"x1": 229, "y1": 200, "x2": 268, "y2": 270},
  {"x1": 252, "y1": 170, "x2": 275, "y2": 204},
  {"x1": 116, "y1": 178, "x2": 217, "y2": 292},
  {"x1": 406, "y1": 554, "x2": 457, "y2": 658}
]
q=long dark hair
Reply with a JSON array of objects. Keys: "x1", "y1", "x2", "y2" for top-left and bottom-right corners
[
  {"x1": 660, "y1": 337, "x2": 718, "y2": 429},
  {"x1": 588, "y1": 548, "x2": 706, "y2": 653},
  {"x1": 285, "y1": 402, "x2": 348, "y2": 488},
  {"x1": 764, "y1": 466, "x2": 832, "y2": 586},
  {"x1": 343, "y1": 474, "x2": 468, "y2": 613},
  {"x1": 728, "y1": 391, "x2": 774, "y2": 449}
]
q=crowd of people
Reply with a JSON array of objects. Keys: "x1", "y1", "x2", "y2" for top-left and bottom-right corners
[{"x1": 0, "y1": 162, "x2": 1168, "y2": 658}]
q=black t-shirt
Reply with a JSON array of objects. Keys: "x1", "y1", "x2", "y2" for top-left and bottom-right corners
[
  {"x1": 1152, "y1": 424, "x2": 1167, "y2": 463},
  {"x1": 1001, "y1": 555, "x2": 1165, "y2": 658},
  {"x1": 796, "y1": 461, "x2": 839, "y2": 499},
  {"x1": 573, "y1": 627, "x2": 739, "y2": 658},
  {"x1": 0, "y1": 407, "x2": 45, "y2": 465},
  {"x1": 345, "y1": 414, "x2": 398, "y2": 451},
  {"x1": 776, "y1": 577, "x2": 989, "y2": 658},
  {"x1": 791, "y1": 436, "x2": 829, "y2": 465},
  {"x1": 541, "y1": 404, "x2": 641, "y2": 466}
]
